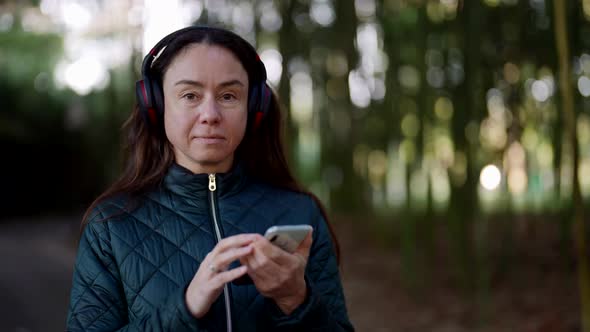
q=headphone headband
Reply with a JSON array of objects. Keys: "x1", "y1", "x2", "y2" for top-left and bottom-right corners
[{"x1": 142, "y1": 26, "x2": 268, "y2": 85}]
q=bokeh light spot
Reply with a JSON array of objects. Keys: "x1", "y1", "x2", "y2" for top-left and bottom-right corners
[{"x1": 480, "y1": 165, "x2": 502, "y2": 191}]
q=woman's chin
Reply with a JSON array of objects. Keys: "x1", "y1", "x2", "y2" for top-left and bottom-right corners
[{"x1": 178, "y1": 153, "x2": 234, "y2": 173}]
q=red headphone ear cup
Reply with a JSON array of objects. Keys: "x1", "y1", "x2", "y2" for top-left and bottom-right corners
[
  {"x1": 248, "y1": 84, "x2": 260, "y2": 115},
  {"x1": 136, "y1": 80, "x2": 150, "y2": 109},
  {"x1": 151, "y1": 79, "x2": 165, "y2": 119},
  {"x1": 253, "y1": 111, "x2": 264, "y2": 130},
  {"x1": 136, "y1": 79, "x2": 155, "y2": 126},
  {"x1": 136, "y1": 77, "x2": 165, "y2": 128},
  {"x1": 247, "y1": 82, "x2": 272, "y2": 130},
  {"x1": 259, "y1": 83, "x2": 272, "y2": 116}
]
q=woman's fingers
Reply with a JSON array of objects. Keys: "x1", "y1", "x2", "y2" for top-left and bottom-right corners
[
  {"x1": 186, "y1": 264, "x2": 248, "y2": 318},
  {"x1": 252, "y1": 236, "x2": 295, "y2": 266},
  {"x1": 244, "y1": 243, "x2": 283, "y2": 280},
  {"x1": 294, "y1": 229, "x2": 313, "y2": 257},
  {"x1": 213, "y1": 234, "x2": 258, "y2": 254},
  {"x1": 211, "y1": 265, "x2": 248, "y2": 286},
  {"x1": 203, "y1": 233, "x2": 257, "y2": 269},
  {"x1": 292, "y1": 230, "x2": 313, "y2": 265},
  {"x1": 211, "y1": 245, "x2": 253, "y2": 271},
  {"x1": 185, "y1": 234, "x2": 263, "y2": 319}
]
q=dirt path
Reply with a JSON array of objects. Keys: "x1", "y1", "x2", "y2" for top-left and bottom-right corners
[
  {"x1": 0, "y1": 217, "x2": 76, "y2": 332},
  {"x1": 335, "y1": 218, "x2": 579, "y2": 332}
]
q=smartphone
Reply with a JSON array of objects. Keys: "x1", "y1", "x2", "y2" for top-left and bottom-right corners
[
  {"x1": 264, "y1": 224, "x2": 313, "y2": 253},
  {"x1": 231, "y1": 225, "x2": 313, "y2": 286}
]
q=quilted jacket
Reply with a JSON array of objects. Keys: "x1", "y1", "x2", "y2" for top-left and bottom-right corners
[{"x1": 66, "y1": 163, "x2": 354, "y2": 331}]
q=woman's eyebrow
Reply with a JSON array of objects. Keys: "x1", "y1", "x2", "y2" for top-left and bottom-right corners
[
  {"x1": 218, "y1": 80, "x2": 246, "y2": 88},
  {"x1": 174, "y1": 79, "x2": 204, "y2": 87},
  {"x1": 174, "y1": 79, "x2": 246, "y2": 88}
]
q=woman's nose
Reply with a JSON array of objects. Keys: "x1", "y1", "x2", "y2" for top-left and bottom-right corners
[{"x1": 199, "y1": 95, "x2": 221, "y2": 124}]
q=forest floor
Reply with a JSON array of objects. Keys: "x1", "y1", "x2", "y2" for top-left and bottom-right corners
[{"x1": 336, "y1": 214, "x2": 579, "y2": 332}]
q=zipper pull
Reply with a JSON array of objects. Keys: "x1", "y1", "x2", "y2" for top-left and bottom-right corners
[{"x1": 208, "y1": 173, "x2": 217, "y2": 192}]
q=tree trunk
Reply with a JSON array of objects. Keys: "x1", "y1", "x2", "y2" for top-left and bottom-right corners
[
  {"x1": 322, "y1": 0, "x2": 366, "y2": 213},
  {"x1": 552, "y1": 0, "x2": 590, "y2": 330},
  {"x1": 448, "y1": 0, "x2": 483, "y2": 290}
]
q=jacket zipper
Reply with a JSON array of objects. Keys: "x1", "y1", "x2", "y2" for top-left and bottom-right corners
[{"x1": 208, "y1": 173, "x2": 233, "y2": 332}]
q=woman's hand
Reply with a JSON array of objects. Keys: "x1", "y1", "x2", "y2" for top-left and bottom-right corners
[
  {"x1": 240, "y1": 230, "x2": 313, "y2": 315},
  {"x1": 185, "y1": 234, "x2": 257, "y2": 318}
]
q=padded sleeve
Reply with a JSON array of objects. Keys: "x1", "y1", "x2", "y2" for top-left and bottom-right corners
[{"x1": 66, "y1": 209, "x2": 204, "y2": 332}]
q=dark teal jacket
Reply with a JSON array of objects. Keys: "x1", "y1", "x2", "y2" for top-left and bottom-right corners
[{"x1": 66, "y1": 163, "x2": 354, "y2": 331}]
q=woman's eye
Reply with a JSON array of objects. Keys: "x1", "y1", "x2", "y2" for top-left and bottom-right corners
[
  {"x1": 181, "y1": 92, "x2": 202, "y2": 102},
  {"x1": 221, "y1": 93, "x2": 237, "y2": 101},
  {"x1": 183, "y1": 93, "x2": 197, "y2": 101}
]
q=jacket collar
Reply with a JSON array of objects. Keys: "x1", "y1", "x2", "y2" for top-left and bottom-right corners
[{"x1": 163, "y1": 162, "x2": 248, "y2": 199}]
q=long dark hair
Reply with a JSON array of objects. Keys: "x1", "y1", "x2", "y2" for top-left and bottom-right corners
[{"x1": 82, "y1": 26, "x2": 341, "y2": 263}]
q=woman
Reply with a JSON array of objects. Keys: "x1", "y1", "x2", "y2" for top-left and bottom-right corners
[{"x1": 66, "y1": 26, "x2": 354, "y2": 331}]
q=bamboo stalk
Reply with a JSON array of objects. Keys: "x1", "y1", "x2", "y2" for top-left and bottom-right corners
[{"x1": 552, "y1": 0, "x2": 589, "y2": 330}]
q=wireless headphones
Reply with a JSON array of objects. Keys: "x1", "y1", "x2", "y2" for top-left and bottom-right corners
[{"x1": 135, "y1": 26, "x2": 273, "y2": 133}]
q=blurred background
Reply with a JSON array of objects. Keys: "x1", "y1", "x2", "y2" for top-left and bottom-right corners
[{"x1": 0, "y1": 0, "x2": 588, "y2": 331}]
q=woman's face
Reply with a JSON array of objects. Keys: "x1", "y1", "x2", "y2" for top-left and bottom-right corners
[{"x1": 162, "y1": 43, "x2": 249, "y2": 174}]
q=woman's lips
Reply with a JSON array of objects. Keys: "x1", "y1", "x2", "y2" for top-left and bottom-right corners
[{"x1": 194, "y1": 136, "x2": 225, "y2": 144}]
